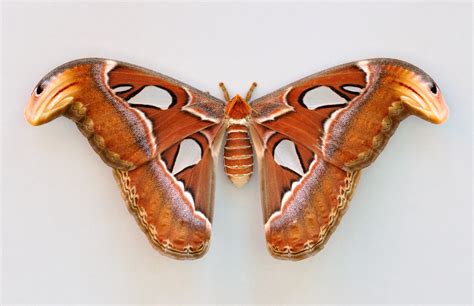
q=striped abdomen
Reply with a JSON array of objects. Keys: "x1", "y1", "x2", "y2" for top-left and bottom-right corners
[{"x1": 224, "y1": 124, "x2": 254, "y2": 187}]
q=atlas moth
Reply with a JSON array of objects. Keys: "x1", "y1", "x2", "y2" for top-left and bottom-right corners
[{"x1": 25, "y1": 58, "x2": 448, "y2": 260}]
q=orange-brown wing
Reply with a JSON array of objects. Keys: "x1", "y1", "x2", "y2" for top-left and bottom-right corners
[
  {"x1": 250, "y1": 123, "x2": 360, "y2": 260},
  {"x1": 250, "y1": 58, "x2": 448, "y2": 260},
  {"x1": 251, "y1": 58, "x2": 448, "y2": 171},
  {"x1": 113, "y1": 124, "x2": 224, "y2": 259},
  {"x1": 25, "y1": 58, "x2": 225, "y2": 259}
]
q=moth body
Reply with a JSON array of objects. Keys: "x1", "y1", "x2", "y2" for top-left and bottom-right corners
[{"x1": 223, "y1": 94, "x2": 254, "y2": 187}]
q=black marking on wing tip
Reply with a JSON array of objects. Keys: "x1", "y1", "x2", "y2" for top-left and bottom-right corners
[
  {"x1": 429, "y1": 80, "x2": 438, "y2": 94},
  {"x1": 37, "y1": 58, "x2": 103, "y2": 89},
  {"x1": 34, "y1": 82, "x2": 45, "y2": 96}
]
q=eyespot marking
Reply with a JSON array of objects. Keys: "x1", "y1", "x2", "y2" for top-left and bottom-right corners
[{"x1": 34, "y1": 83, "x2": 44, "y2": 96}]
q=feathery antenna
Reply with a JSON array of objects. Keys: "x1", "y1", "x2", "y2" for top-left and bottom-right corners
[
  {"x1": 245, "y1": 82, "x2": 258, "y2": 102},
  {"x1": 219, "y1": 82, "x2": 230, "y2": 101}
]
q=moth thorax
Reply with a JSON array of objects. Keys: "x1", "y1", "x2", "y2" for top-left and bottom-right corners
[{"x1": 224, "y1": 124, "x2": 254, "y2": 188}]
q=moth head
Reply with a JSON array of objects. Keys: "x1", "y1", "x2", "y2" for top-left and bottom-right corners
[
  {"x1": 388, "y1": 66, "x2": 448, "y2": 124},
  {"x1": 225, "y1": 95, "x2": 252, "y2": 119},
  {"x1": 25, "y1": 64, "x2": 88, "y2": 126},
  {"x1": 220, "y1": 82, "x2": 257, "y2": 119}
]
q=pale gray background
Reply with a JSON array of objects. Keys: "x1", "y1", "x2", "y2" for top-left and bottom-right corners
[{"x1": 1, "y1": 1, "x2": 472, "y2": 304}]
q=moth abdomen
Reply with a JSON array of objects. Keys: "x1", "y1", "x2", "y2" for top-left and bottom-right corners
[{"x1": 224, "y1": 124, "x2": 254, "y2": 188}]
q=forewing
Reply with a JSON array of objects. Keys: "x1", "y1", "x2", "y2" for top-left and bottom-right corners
[{"x1": 251, "y1": 58, "x2": 448, "y2": 171}]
